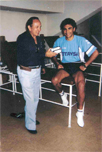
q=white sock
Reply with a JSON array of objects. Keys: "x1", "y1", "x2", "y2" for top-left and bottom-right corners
[
  {"x1": 59, "y1": 90, "x2": 64, "y2": 96},
  {"x1": 78, "y1": 109, "x2": 83, "y2": 112}
]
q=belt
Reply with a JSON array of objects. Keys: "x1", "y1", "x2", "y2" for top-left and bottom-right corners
[{"x1": 20, "y1": 65, "x2": 40, "y2": 71}]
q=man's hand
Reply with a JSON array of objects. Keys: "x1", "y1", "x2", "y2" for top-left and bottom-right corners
[
  {"x1": 41, "y1": 68, "x2": 46, "y2": 74},
  {"x1": 45, "y1": 48, "x2": 58, "y2": 58},
  {"x1": 57, "y1": 64, "x2": 64, "y2": 69},
  {"x1": 79, "y1": 65, "x2": 86, "y2": 71}
]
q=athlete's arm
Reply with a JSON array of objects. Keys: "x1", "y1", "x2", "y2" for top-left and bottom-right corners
[
  {"x1": 79, "y1": 49, "x2": 99, "y2": 71},
  {"x1": 52, "y1": 56, "x2": 64, "y2": 69}
]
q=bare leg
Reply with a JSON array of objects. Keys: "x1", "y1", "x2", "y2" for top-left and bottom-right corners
[
  {"x1": 52, "y1": 69, "x2": 69, "y2": 106},
  {"x1": 73, "y1": 71, "x2": 85, "y2": 110},
  {"x1": 51, "y1": 69, "x2": 69, "y2": 93},
  {"x1": 73, "y1": 71, "x2": 85, "y2": 127}
]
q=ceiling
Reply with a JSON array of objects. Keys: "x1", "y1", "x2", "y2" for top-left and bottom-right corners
[{"x1": 0, "y1": 5, "x2": 61, "y2": 14}]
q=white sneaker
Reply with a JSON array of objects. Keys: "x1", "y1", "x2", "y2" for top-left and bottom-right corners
[
  {"x1": 76, "y1": 110, "x2": 84, "y2": 127},
  {"x1": 61, "y1": 93, "x2": 69, "y2": 106}
]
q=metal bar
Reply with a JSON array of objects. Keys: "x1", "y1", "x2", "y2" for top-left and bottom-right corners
[
  {"x1": 86, "y1": 79, "x2": 99, "y2": 83},
  {"x1": 41, "y1": 79, "x2": 75, "y2": 87},
  {"x1": 0, "y1": 87, "x2": 15, "y2": 93},
  {"x1": 0, "y1": 81, "x2": 11, "y2": 86},
  {"x1": 41, "y1": 86, "x2": 77, "y2": 97},
  {"x1": 98, "y1": 64, "x2": 102, "y2": 96},
  {"x1": 86, "y1": 73, "x2": 100, "y2": 76},
  {"x1": 14, "y1": 91, "x2": 22, "y2": 95},
  {"x1": 68, "y1": 85, "x2": 72, "y2": 128},
  {"x1": 12, "y1": 75, "x2": 15, "y2": 95},
  {"x1": 39, "y1": 98, "x2": 69, "y2": 107}
]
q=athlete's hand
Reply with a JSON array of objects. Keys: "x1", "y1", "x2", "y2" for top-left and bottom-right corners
[
  {"x1": 79, "y1": 65, "x2": 86, "y2": 71},
  {"x1": 57, "y1": 64, "x2": 64, "y2": 69}
]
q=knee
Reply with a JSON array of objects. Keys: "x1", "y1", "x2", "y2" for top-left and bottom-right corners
[
  {"x1": 76, "y1": 78, "x2": 85, "y2": 86},
  {"x1": 80, "y1": 79, "x2": 85, "y2": 88},
  {"x1": 51, "y1": 77, "x2": 59, "y2": 86},
  {"x1": 77, "y1": 79, "x2": 86, "y2": 92},
  {"x1": 74, "y1": 75, "x2": 85, "y2": 88}
]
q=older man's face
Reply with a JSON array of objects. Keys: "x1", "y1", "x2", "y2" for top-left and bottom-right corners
[{"x1": 28, "y1": 19, "x2": 41, "y2": 38}]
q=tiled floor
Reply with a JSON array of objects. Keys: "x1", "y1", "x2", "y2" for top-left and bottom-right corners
[{"x1": 1, "y1": 81, "x2": 101, "y2": 152}]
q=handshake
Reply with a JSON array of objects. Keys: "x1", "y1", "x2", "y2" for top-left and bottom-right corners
[{"x1": 50, "y1": 47, "x2": 61, "y2": 54}]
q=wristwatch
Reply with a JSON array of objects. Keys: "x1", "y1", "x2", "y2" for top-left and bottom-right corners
[{"x1": 83, "y1": 63, "x2": 87, "y2": 68}]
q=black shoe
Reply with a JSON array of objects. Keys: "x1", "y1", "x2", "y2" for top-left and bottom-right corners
[
  {"x1": 10, "y1": 113, "x2": 40, "y2": 125},
  {"x1": 27, "y1": 129, "x2": 37, "y2": 134},
  {"x1": 36, "y1": 120, "x2": 40, "y2": 125},
  {"x1": 10, "y1": 112, "x2": 25, "y2": 118}
]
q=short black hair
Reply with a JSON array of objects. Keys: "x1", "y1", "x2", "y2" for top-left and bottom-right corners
[
  {"x1": 26, "y1": 17, "x2": 39, "y2": 32},
  {"x1": 60, "y1": 18, "x2": 77, "y2": 30}
]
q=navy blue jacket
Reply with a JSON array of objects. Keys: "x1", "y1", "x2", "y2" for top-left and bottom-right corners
[{"x1": 17, "y1": 31, "x2": 45, "y2": 68}]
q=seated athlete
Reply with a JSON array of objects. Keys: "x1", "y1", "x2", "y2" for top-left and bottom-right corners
[{"x1": 51, "y1": 18, "x2": 99, "y2": 127}]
